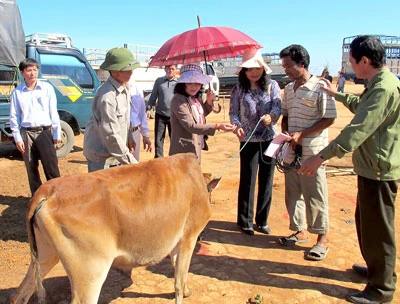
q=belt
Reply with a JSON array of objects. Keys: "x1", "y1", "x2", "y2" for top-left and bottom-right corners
[
  {"x1": 130, "y1": 126, "x2": 140, "y2": 132},
  {"x1": 23, "y1": 126, "x2": 51, "y2": 132}
]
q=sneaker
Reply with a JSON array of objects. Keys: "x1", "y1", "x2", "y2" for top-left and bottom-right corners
[{"x1": 258, "y1": 225, "x2": 272, "y2": 234}]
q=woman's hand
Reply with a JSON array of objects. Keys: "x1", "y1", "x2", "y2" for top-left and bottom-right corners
[
  {"x1": 261, "y1": 114, "x2": 275, "y2": 125},
  {"x1": 217, "y1": 123, "x2": 235, "y2": 132},
  {"x1": 232, "y1": 125, "x2": 246, "y2": 141},
  {"x1": 206, "y1": 90, "x2": 216, "y2": 105}
]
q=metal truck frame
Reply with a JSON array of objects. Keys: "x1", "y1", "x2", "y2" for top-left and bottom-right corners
[{"x1": 341, "y1": 35, "x2": 400, "y2": 83}]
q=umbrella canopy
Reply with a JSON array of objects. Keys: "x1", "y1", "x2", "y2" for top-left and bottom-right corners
[{"x1": 149, "y1": 26, "x2": 262, "y2": 67}]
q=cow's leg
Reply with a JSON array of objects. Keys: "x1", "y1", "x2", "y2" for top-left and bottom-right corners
[
  {"x1": 170, "y1": 247, "x2": 178, "y2": 269},
  {"x1": 64, "y1": 255, "x2": 113, "y2": 304},
  {"x1": 10, "y1": 232, "x2": 59, "y2": 304},
  {"x1": 173, "y1": 237, "x2": 198, "y2": 304}
]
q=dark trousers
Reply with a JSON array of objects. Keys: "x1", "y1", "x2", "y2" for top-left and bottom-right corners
[
  {"x1": 356, "y1": 176, "x2": 398, "y2": 300},
  {"x1": 21, "y1": 128, "x2": 60, "y2": 195},
  {"x1": 237, "y1": 141, "x2": 275, "y2": 229},
  {"x1": 154, "y1": 113, "x2": 171, "y2": 158}
]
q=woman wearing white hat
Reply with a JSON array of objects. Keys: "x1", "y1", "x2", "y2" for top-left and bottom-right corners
[
  {"x1": 229, "y1": 48, "x2": 282, "y2": 235},
  {"x1": 169, "y1": 64, "x2": 234, "y2": 163}
]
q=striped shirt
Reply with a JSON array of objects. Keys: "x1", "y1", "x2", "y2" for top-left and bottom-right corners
[{"x1": 281, "y1": 75, "x2": 337, "y2": 161}]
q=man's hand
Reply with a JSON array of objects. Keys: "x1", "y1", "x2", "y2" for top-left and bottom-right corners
[
  {"x1": 142, "y1": 136, "x2": 152, "y2": 153},
  {"x1": 128, "y1": 137, "x2": 136, "y2": 153},
  {"x1": 297, "y1": 154, "x2": 324, "y2": 177},
  {"x1": 320, "y1": 78, "x2": 337, "y2": 97},
  {"x1": 16, "y1": 141, "x2": 25, "y2": 153},
  {"x1": 290, "y1": 131, "x2": 303, "y2": 147}
]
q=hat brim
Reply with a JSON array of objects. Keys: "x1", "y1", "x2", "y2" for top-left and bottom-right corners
[
  {"x1": 177, "y1": 73, "x2": 212, "y2": 86},
  {"x1": 235, "y1": 59, "x2": 272, "y2": 75},
  {"x1": 100, "y1": 61, "x2": 140, "y2": 71}
]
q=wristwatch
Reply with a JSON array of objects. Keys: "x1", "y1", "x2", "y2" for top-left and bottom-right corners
[{"x1": 146, "y1": 105, "x2": 152, "y2": 111}]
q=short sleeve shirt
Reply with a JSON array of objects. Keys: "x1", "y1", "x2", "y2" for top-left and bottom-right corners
[{"x1": 281, "y1": 75, "x2": 337, "y2": 161}]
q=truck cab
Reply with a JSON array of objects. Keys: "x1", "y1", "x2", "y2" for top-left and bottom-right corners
[{"x1": 0, "y1": 33, "x2": 101, "y2": 157}]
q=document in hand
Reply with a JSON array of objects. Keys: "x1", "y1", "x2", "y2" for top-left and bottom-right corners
[{"x1": 264, "y1": 133, "x2": 292, "y2": 158}]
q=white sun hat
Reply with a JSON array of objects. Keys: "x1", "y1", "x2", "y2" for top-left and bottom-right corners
[{"x1": 235, "y1": 48, "x2": 272, "y2": 75}]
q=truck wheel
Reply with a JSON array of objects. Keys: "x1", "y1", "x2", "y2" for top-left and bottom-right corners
[{"x1": 56, "y1": 120, "x2": 74, "y2": 158}]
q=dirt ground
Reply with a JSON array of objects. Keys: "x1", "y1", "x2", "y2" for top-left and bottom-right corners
[{"x1": 0, "y1": 82, "x2": 399, "y2": 304}]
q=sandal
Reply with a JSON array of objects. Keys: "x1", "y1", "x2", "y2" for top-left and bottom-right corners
[
  {"x1": 306, "y1": 244, "x2": 329, "y2": 261},
  {"x1": 278, "y1": 231, "x2": 310, "y2": 246}
]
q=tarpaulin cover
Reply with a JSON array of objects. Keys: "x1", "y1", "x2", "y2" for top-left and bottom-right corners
[{"x1": 0, "y1": 0, "x2": 25, "y2": 67}]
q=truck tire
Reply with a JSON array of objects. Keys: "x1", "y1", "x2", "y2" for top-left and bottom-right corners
[{"x1": 56, "y1": 120, "x2": 74, "y2": 158}]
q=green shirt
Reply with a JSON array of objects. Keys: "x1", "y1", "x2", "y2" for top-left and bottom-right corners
[{"x1": 320, "y1": 68, "x2": 400, "y2": 181}]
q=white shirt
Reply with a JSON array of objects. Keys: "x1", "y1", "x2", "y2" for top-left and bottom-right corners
[
  {"x1": 9, "y1": 80, "x2": 61, "y2": 142},
  {"x1": 128, "y1": 79, "x2": 149, "y2": 137}
]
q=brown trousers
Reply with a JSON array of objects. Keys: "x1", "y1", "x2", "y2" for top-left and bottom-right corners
[{"x1": 21, "y1": 128, "x2": 60, "y2": 195}]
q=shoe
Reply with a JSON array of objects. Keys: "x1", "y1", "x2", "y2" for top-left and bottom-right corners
[
  {"x1": 239, "y1": 226, "x2": 254, "y2": 235},
  {"x1": 346, "y1": 290, "x2": 392, "y2": 303},
  {"x1": 258, "y1": 225, "x2": 272, "y2": 234},
  {"x1": 352, "y1": 264, "x2": 368, "y2": 277}
]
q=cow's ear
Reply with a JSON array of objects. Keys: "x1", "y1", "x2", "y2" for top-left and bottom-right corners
[{"x1": 207, "y1": 177, "x2": 221, "y2": 192}]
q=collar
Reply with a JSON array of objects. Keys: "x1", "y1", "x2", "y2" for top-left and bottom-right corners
[
  {"x1": 164, "y1": 75, "x2": 178, "y2": 82},
  {"x1": 300, "y1": 75, "x2": 319, "y2": 90},
  {"x1": 108, "y1": 76, "x2": 127, "y2": 93},
  {"x1": 23, "y1": 80, "x2": 41, "y2": 91},
  {"x1": 365, "y1": 68, "x2": 389, "y2": 91}
]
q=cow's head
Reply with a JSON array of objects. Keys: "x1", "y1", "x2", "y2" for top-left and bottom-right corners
[{"x1": 203, "y1": 173, "x2": 221, "y2": 193}]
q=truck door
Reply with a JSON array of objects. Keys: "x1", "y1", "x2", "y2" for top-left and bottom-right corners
[{"x1": 36, "y1": 50, "x2": 98, "y2": 132}]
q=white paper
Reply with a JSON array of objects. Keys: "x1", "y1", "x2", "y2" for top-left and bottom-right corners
[{"x1": 264, "y1": 133, "x2": 292, "y2": 158}]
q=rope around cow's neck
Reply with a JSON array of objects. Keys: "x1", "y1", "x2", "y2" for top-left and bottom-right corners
[{"x1": 214, "y1": 117, "x2": 263, "y2": 179}]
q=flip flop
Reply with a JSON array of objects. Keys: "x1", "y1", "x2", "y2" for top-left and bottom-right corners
[
  {"x1": 306, "y1": 244, "x2": 329, "y2": 261},
  {"x1": 278, "y1": 232, "x2": 310, "y2": 246}
]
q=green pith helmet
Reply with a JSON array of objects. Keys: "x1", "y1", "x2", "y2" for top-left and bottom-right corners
[{"x1": 100, "y1": 47, "x2": 140, "y2": 71}]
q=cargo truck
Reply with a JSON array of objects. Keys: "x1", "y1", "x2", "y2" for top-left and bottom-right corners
[
  {"x1": 341, "y1": 35, "x2": 400, "y2": 83},
  {"x1": 0, "y1": 1, "x2": 101, "y2": 157}
]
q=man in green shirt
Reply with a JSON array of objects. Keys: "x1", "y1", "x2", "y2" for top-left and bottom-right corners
[{"x1": 299, "y1": 35, "x2": 400, "y2": 303}]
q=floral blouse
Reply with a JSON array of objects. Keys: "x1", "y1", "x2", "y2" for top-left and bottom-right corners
[{"x1": 229, "y1": 80, "x2": 282, "y2": 142}]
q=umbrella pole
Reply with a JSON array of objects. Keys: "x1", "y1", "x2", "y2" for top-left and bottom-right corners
[
  {"x1": 197, "y1": 15, "x2": 221, "y2": 114},
  {"x1": 203, "y1": 49, "x2": 221, "y2": 113}
]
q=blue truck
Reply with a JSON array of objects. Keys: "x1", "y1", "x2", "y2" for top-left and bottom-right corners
[{"x1": 0, "y1": 1, "x2": 101, "y2": 157}]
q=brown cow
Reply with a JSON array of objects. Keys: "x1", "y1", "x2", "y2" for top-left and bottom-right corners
[{"x1": 10, "y1": 153, "x2": 218, "y2": 304}]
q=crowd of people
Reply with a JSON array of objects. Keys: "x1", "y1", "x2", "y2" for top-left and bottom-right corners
[{"x1": 9, "y1": 35, "x2": 399, "y2": 304}]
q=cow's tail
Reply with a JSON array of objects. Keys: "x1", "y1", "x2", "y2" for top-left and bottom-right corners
[{"x1": 27, "y1": 197, "x2": 47, "y2": 304}]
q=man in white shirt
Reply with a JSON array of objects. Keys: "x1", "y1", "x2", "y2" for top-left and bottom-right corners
[
  {"x1": 9, "y1": 58, "x2": 62, "y2": 195},
  {"x1": 128, "y1": 78, "x2": 152, "y2": 161}
]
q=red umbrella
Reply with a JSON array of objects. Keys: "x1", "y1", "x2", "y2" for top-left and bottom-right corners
[{"x1": 148, "y1": 19, "x2": 262, "y2": 67}]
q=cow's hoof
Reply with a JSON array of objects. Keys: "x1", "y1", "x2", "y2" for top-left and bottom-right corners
[{"x1": 184, "y1": 287, "x2": 192, "y2": 298}]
